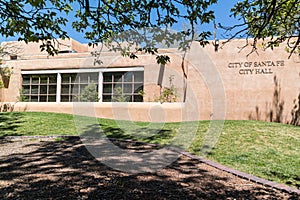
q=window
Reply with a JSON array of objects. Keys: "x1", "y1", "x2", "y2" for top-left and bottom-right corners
[
  {"x1": 22, "y1": 74, "x2": 57, "y2": 102},
  {"x1": 103, "y1": 71, "x2": 144, "y2": 102},
  {"x1": 21, "y1": 67, "x2": 144, "y2": 102},
  {"x1": 61, "y1": 73, "x2": 99, "y2": 102}
]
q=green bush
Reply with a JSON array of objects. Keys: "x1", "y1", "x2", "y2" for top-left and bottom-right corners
[
  {"x1": 76, "y1": 82, "x2": 99, "y2": 102},
  {"x1": 156, "y1": 75, "x2": 178, "y2": 103},
  {"x1": 112, "y1": 87, "x2": 129, "y2": 102}
]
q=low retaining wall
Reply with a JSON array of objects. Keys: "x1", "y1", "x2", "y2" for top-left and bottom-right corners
[{"x1": 3, "y1": 102, "x2": 188, "y2": 122}]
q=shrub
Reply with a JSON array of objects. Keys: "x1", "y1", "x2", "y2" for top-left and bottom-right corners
[{"x1": 76, "y1": 82, "x2": 99, "y2": 102}]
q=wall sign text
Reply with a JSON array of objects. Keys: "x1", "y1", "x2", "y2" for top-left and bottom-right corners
[{"x1": 228, "y1": 60, "x2": 285, "y2": 75}]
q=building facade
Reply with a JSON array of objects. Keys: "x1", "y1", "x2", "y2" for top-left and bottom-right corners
[{"x1": 0, "y1": 38, "x2": 299, "y2": 124}]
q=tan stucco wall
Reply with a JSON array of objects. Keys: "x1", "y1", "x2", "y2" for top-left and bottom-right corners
[
  {"x1": 195, "y1": 39, "x2": 300, "y2": 123},
  {"x1": 3, "y1": 102, "x2": 183, "y2": 122},
  {"x1": 1, "y1": 39, "x2": 299, "y2": 123},
  {"x1": 0, "y1": 38, "x2": 89, "y2": 58}
]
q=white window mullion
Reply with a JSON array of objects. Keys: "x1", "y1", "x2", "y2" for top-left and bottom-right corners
[
  {"x1": 56, "y1": 73, "x2": 61, "y2": 102},
  {"x1": 98, "y1": 72, "x2": 103, "y2": 102}
]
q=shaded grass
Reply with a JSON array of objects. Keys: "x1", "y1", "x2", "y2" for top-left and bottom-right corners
[
  {"x1": 0, "y1": 112, "x2": 299, "y2": 188},
  {"x1": 0, "y1": 112, "x2": 77, "y2": 136}
]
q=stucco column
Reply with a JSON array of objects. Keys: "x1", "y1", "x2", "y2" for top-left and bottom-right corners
[
  {"x1": 98, "y1": 72, "x2": 103, "y2": 102},
  {"x1": 56, "y1": 73, "x2": 61, "y2": 102}
]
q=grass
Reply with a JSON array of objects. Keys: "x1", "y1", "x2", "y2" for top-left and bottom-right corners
[
  {"x1": 0, "y1": 112, "x2": 77, "y2": 136},
  {"x1": 190, "y1": 120, "x2": 300, "y2": 189},
  {"x1": 0, "y1": 112, "x2": 299, "y2": 188}
]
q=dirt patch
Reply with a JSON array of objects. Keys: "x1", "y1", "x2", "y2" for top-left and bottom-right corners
[{"x1": 0, "y1": 137, "x2": 298, "y2": 199}]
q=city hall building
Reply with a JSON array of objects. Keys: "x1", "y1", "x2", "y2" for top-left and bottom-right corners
[{"x1": 0, "y1": 38, "x2": 299, "y2": 124}]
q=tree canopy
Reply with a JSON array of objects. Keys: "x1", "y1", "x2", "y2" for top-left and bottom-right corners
[
  {"x1": 0, "y1": 0, "x2": 299, "y2": 60},
  {"x1": 224, "y1": 0, "x2": 300, "y2": 57},
  {"x1": 0, "y1": 0, "x2": 72, "y2": 55}
]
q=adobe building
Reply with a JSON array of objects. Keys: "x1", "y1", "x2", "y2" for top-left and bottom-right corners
[{"x1": 0, "y1": 38, "x2": 299, "y2": 124}]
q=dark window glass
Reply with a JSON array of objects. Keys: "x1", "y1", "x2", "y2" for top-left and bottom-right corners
[
  {"x1": 21, "y1": 70, "x2": 143, "y2": 103},
  {"x1": 22, "y1": 85, "x2": 30, "y2": 94},
  {"x1": 124, "y1": 72, "x2": 133, "y2": 82},
  {"x1": 48, "y1": 96, "x2": 56, "y2": 102},
  {"x1": 123, "y1": 83, "x2": 133, "y2": 93},
  {"x1": 103, "y1": 73, "x2": 113, "y2": 82},
  {"x1": 60, "y1": 73, "x2": 99, "y2": 102},
  {"x1": 61, "y1": 85, "x2": 69, "y2": 94},
  {"x1": 22, "y1": 75, "x2": 30, "y2": 84},
  {"x1": 113, "y1": 73, "x2": 123, "y2": 82},
  {"x1": 21, "y1": 74, "x2": 57, "y2": 102},
  {"x1": 71, "y1": 84, "x2": 79, "y2": 94},
  {"x1": 31, "y1": 86, "x2": 38, "y2": 94},
  {"x1": 103, "y1": 84, "x2": 112, "y2": 93},
  {"x1": 62, "y1": 75, "x2": 70, "y2": 83},
  {"x1": 61, "y1": 95, "x2": 70, "y2": 102},
  {"x1": 40, "y1": 96, "x2": 47, "y2": 102},
  {"x1": 40, "y1": 85, "x2": 47, "y2": 94},
  {"x1": 49, "y1": 75, "x2": 57, "y2": 84},
  {"x1": 40, "y1": 75, "x2": 48, "y2": 84},
  {"x1": 49, "y1": 86, "x2": 57, "y2": 94},
  {"x1": 102, "y1": 95, "x2": 111, "y2": 102},
  {"x1": 102, "y1": 71, "x2": 143, "y2": 102},
  {"x1": 30, "y1": 96, "x2": 38, "y2": 102}
]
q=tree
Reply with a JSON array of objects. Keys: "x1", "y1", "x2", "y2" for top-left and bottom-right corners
[
  {"x1": 112, "y1": 87, "x2": 128, "y2": 102},
  {"x1": 0, "y1": 0, "x2": 299, "y2": 59},
  {"x1": 0, "y1": 0, "x2": 218, "y2": 62},
  {"x1": 0, "y1": 0, "x2": 72, "y2": 55},
  {"x1": 223, "y1": 0, "x2": 300, "y2": 57},
  {"x1": 75, "y1": 82, "x2": 99, "y2": 102},
  {"x1": 73, "y1": 0, "x2": 217, "y2": 56}
]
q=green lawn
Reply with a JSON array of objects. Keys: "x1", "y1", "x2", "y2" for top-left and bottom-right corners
[
  {"x1": 0, "y1": 112, "x2": 77, "y2": 136},
  {"x1": 0, "y1": 112, "x2": 299, "y2": 188},
  {"x1": 191, "y1": 120, "x2": 300, "y2": 189}
]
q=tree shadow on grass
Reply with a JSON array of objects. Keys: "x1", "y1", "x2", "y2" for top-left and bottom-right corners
[
  {"x1": 0, "y1": 137, "x2": 297, "y2": 199},
  {"x1": 81, "y1": 123, "x2": 175, "y2": 144},
  {"x1": 0, "y1": 112, "x2": 25, "y2": 137}
]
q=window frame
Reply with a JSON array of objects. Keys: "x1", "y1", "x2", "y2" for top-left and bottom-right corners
[
  {"x1": 22, "y1": 74, "x2": 57, "y2": 102},
  {"x1": 102, "y1": 71, "x2": 144, "y2": 102},
  {"x1": 60, "y1": 72, "x2": 99, "y2": 102},
  {"x1": 21, "y1": 67, "x2": 144, "y2": 102}
]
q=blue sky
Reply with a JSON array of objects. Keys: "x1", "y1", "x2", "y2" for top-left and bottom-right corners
[
  {"x1": 0, "y1": 0, "x2": 241, "y2": 44},
  {"x1": 209, "y1": 0, "x2": 241, "y2": 39}
]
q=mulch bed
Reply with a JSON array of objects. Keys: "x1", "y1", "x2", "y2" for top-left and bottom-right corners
[{"x1": 0, "y1": 137, "x2": 299, "y2": 200}]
